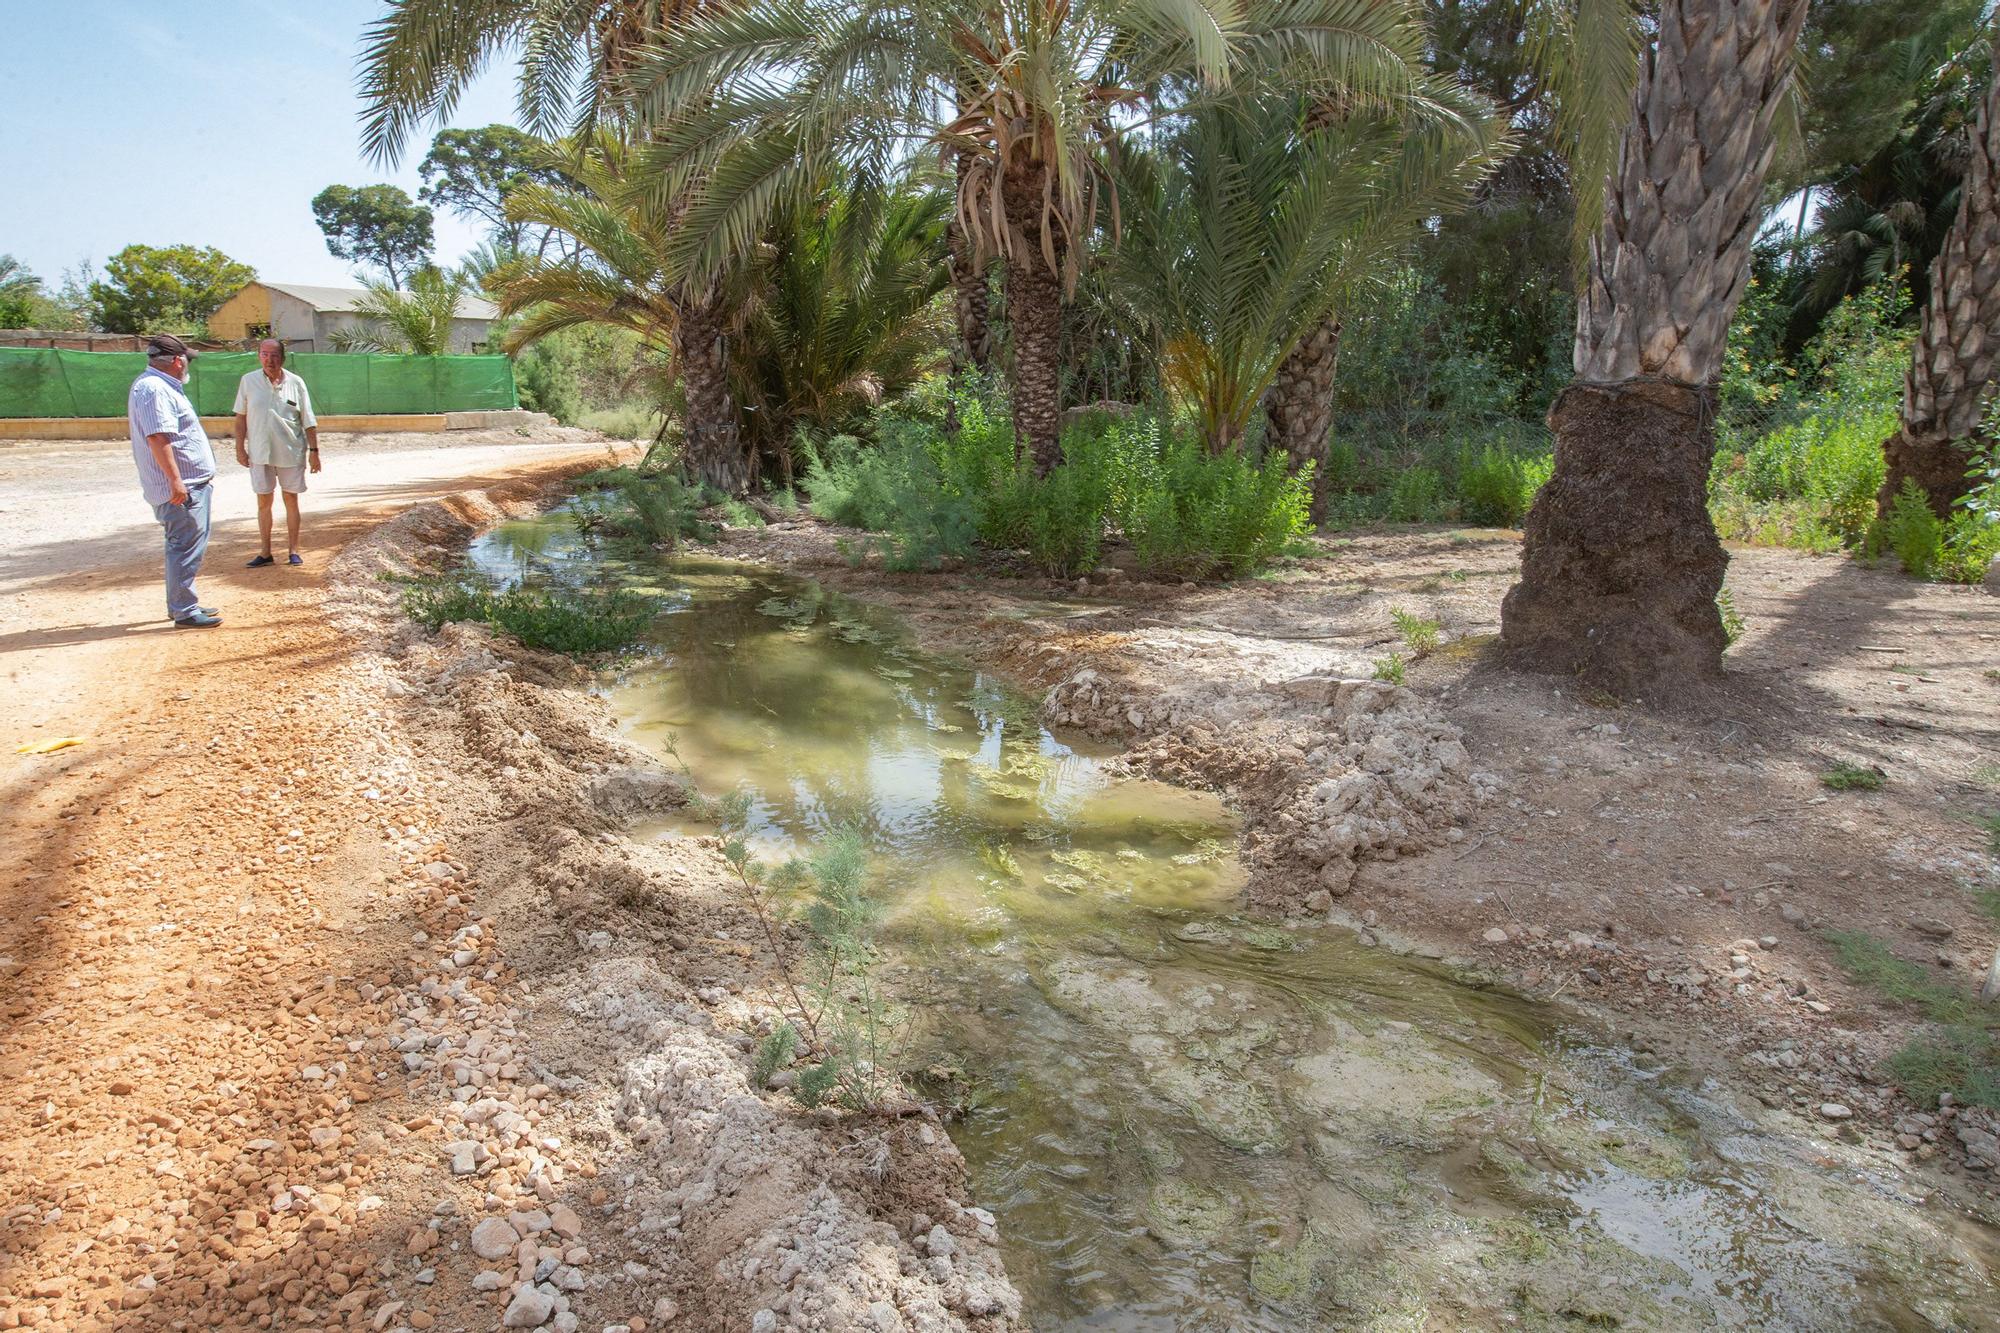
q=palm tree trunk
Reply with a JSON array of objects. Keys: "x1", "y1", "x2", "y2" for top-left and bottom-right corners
[
  {"x1": 1003, "y1": 165, "x2": 1065, "y2": 475},
  {"x1": 1880, "y1": 43, "x2": 2000, "y2": 517},
  {"x1": 948, "y1": 152, "x2": 994, "y2": 374},
  {"x1": 1266, "y1": 318, "x2": 1341, "y2": 523},
  {"x1": 674, "y1": 291, "x2": 750, "y2": 495},
  {"x1": 1499, "y1": 0, "x2": 1808, "y2": 700}
]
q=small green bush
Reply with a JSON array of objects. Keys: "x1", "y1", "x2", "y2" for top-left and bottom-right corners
[
  {"x1": 612, "y1": 469, "x2": 718, "y2": 546},
  {"x1": 1455, "y1": 443, "x2": 1550, "y2": 526},
  {"x1": 578, "y1": 401, "x2": 665, "y2": 439},
  {"x1": 801, "y1": 385, "x2": 1307, "y2": 580},
  {"x1": 1939, "y1": 510, "x2": 2000, "y2": 584},
  {"x1": 1871, "y1": 479, "x2": 1944, "y2": 578},
  {"x1": 1716, "y1": 587, "x2": 1746, "y2": 647},
  {"x1": 1390, "y1": 608, "x2": 1441, "y2": 657},
  {"x1": 403, "y1": 579, "x2": 657, "y2": 655},
  {"x1": 1819, "y1": 761, "x2": 1884, "y2": 791},
  {"x1": 1387, "y1": 466, "x2": 1447, "y2": 522},
  {"x1": 1372, "y1": 653, "x2": 1407, "y2": 685}
]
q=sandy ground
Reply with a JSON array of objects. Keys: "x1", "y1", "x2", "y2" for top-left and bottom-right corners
[
  {"x1": 0, "y1": 433, "x2": 1018, "y2": 1333},
  {"x1": 720, "y1": 517, "x2": 2000, "y2": 1197}
]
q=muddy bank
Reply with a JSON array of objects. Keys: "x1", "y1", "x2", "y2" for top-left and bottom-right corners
[
  {"x1": 710, "y1": 516, "x2": 2000, "y2": 1197},
  {"x1": 324, "y1": 490, "x2": 1023, "y2": 1331}
]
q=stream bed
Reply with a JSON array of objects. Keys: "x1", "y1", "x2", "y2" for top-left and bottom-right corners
[{"x1": 470, "y1": 511, "x2": 1999, "y2": 1330}]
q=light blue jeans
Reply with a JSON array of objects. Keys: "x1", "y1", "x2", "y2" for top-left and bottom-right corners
[{"x1": 152, "y1": 479, "x2": 212, "y2": 620}]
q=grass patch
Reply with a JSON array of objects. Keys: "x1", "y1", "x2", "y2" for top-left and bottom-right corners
[
  {"x1": 403, "y1": 578, "x2": 657, "y2": 655},
  {"x1": 1826, "y1": 930, "x2": 1999, "y2": 1109},
  {"x1": 578, "y1": 401, "x2": 664, "y2": 439},
  {"x1": 1818, "y1": 761, "x2": 1884, "y2": 791},
  {"x1": 1372, "y1": 653, "x2": 1407, "y2": 685}
]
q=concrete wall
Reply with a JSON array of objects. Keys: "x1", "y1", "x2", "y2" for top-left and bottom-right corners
[
  {"x1": 269, "y1": 291, "x2": 322, "y2": 346},
  {"x1": 207, "y1": 286, "x2": 272, "y2": 340}
]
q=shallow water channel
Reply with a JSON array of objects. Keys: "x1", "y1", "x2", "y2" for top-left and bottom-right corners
[{"x1": 471, "y1": 512, "x2": 1999, "y2": 1331}]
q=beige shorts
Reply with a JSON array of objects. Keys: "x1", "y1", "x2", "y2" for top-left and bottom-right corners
[{"x1": 249, "y1": 462, "x2": 307, "y2": 495}]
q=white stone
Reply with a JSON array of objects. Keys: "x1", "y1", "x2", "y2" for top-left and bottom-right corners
[
  {"x1": 472, "y1": 1217, "x2": 520, "y2": 1260},
  {"x1": 504, "y1": 1285, "x2": 557, "y2": 1327},
  {"x1": 1482, "y1": 927, "x2": 1509, "y2": 944},
  {"x1": 1819, "y1": 1103, "x2": 1853, "y2": 1121}
]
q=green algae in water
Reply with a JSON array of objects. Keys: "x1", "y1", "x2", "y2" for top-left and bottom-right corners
[{"x1": 466, "y1": 508, "x2": 2000, "y2": 1333}]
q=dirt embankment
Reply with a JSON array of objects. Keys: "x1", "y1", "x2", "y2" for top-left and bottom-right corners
[
  {"x1": 322, "y1": 491, "x2": 1024, "y2": 1332},
  {"x1": 718, "y1": 515, "x2": 2000, "y2": 1200},
  {"x1": 0, "y1": 457, "x2": 1019, "y2": 1333}
]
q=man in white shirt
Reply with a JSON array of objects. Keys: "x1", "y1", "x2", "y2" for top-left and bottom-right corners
[{"x1": 232, "y1": 339, "x2": 321, "y2": 567}]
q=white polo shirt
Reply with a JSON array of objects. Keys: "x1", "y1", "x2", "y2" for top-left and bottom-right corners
[{"x1": 233, "y1": 368, "x2": 317, "y2": 468}]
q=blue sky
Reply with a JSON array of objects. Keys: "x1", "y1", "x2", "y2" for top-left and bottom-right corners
[{"x1": 0, "y1": 1, "x2": 521, "y2": 291}]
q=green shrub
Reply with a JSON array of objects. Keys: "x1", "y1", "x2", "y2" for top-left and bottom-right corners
[
  {"x1": 1390, "y1": 608, "x2": 1441, "y2": 657},
  {"x1": 403, "y1": 579, "x2": 657, "y2": 655},
  {"x1": 1372, "y1": 653, "x2": 1406, "y2": 685},
  {"x1": 801, "y1": 384, "x2": 1305, "y2": 580},
  {"x1": 718, "y1": 498, "x2": 767, "y2": 529},
  {"x1": 1455, "y1": 443, "x2": 1550, "y2": 526},
  {"x1": 1871, "y1": 479, "x2": 1944, "y2": 577},
  {"x1": 1940, "y1": 510, "x2": 2000, "y2": 584},
  {"x1": 1107, "y1": 427, "x2": 1310, "y2": 579},
  {"x1": 1716, "y1": 587, "x2": 1746, "y2": 647},
  {"x1": 578, "y1": 401, "x2": 664, "y2": 439},
  {"x1": 610, "y1": 469, "x2": 718, "y2": 546},
  {"x1": 1386, "y1": 465, "x2": 1448, "y2": 522}
]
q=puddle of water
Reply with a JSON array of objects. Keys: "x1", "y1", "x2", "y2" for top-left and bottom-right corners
[{"x1": 470, "y1": 513, "x2": 2000, "y2": 1331}]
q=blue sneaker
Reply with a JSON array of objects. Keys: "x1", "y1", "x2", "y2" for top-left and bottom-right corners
[{"x1": 173, "y1": 610, "x2": 223, "y2": 629}]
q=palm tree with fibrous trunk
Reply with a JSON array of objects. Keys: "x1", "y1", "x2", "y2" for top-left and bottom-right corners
[
  {"x1": 620, "y1": 0, "x2": 1441, "y2": 475},
  {"x1": 1498, "y1": 0, "x2": 1812, "y2": 700},
  {"x1": 491, "y1": 137, "x2": 758, "y2": 492},
  {"x1": 1259, "y1": 86, "x2": 1508, "y2": 516},
  {"x1": 1880, "y1": 40, "x2": 2000, "y2": 517},
  {"x1": 1111, "y1": 90, "x2": 1503, "y2": 469}
]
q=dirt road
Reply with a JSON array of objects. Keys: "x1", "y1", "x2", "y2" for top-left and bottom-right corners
[{"x1": 0, "y1": 431, "x2": 625, "y2": 1328}]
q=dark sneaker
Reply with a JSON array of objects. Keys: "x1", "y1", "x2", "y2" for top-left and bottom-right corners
[
  {"x1": 246, "y1": 554, "x2": 275, "y2": 568},
  {"x1": 173, "y1": 611, "x2": 223, "y2": 629},
  {"x1": 287, "y1": 552, "x2": 304, "y2": 566}
]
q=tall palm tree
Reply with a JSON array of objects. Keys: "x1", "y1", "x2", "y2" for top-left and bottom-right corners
[
  {"x1": 1881, "y1": 40, "x2": 2000, "y2": 516},
  {"x1": 329, "y1": 267, "x2": 474, "y2": 354},
  {"x1": 732, "y1": 182, "x2": 955, "y2": 483},
  {"x1": 1113, "y1": 92, "x2": 1504, "y2": 461},
  {"x1": 621, "y1": 0, "x2": 1437, "y2": 474},
  {"x1": 492, "y1": 136, "x2": 757, "y2": 492},
  {"x1": 1254, "y1": 90, "x2": 1507, "y2": 512},
  {"x1": 1498, "y1": 0, "x2": 1812, "y2": 698}
]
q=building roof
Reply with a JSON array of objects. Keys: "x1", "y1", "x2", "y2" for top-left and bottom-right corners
[{"x1": 256, "y1": 281, "x2": 499, "y2": 322}]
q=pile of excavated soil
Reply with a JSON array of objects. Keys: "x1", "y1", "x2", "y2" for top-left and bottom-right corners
[{"x1": 325, "y1": 490, "x2": 1024, "y2": 1332}]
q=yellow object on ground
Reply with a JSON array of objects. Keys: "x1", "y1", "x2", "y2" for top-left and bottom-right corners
[{"x1": 15, "y1": 736, "x2": 84, "y2": 754}]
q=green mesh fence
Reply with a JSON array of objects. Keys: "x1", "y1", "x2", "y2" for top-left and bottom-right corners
[{"x1": 0, "y1": 349, "x2": 518, "y2": 418}]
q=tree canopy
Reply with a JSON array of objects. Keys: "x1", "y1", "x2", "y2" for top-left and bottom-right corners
[
  {"x1": 310, "y1": 184, "x2": 436, "y2": 285},
  {"x1": 418, "y1": 125, "x2": 571, "y2": 256},
  {"x1": 87, "y1": 244, "x2": 255, "y2": 334}
]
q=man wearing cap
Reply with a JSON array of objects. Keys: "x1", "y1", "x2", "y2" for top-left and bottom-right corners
[
  {"x1": 128, "y1": 334, "x2": 221, "y2": 628},
  {"x1": 232, "y1": 339, "x2": 320, "y2": 567}
]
